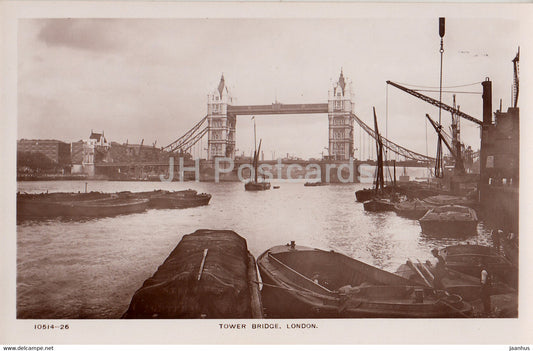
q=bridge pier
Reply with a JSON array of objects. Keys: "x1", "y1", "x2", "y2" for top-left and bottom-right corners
[{"x1": 319, "y1": 160, "x2": 360, "y2": 183}]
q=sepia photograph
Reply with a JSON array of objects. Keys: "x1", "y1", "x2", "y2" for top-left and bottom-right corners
[{"x1": 1, "y1": 1, "x2": 532, "y2": 347}]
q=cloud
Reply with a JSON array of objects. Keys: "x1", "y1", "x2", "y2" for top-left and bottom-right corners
[{"x1": 37, "y1": 19, "x2": 121, "y2": 52}]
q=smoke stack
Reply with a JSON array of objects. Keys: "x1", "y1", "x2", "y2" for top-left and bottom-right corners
[{"x1": 482, "y1": 78, "x2": 492, "y2": 125}]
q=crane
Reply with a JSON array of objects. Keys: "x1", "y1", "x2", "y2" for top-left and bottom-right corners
[
  {"x1": 425, "y1": 114, "x2": 464, "y2": 174},
  {"x1": 512, "y1": 47, "x2": 519, "y2": 108},
  {"x1": 386, "y1": 80, "x2": 480, "y2": 176},
  {"x1": 386, "y1": 81, "x2": 482, "y2": 126}
]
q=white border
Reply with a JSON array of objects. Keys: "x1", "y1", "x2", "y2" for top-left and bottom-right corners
[{"x1": 1, "y1": 1, "x2": 532, "y2": 346}]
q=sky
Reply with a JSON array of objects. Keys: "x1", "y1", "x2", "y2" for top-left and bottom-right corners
[{"x1": 18, "y1": 17, "x2": 520, "y2": 160}]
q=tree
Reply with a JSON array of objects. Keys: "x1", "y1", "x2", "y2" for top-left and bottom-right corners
[{"x1": 17, "y1": 152, "x2": 57, "y2": 173}]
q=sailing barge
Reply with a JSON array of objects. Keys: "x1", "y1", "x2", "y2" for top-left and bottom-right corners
[
  {"x1": 257, "y1": 243, "x2": 472, "y2": 318},
  {"x1": 245, "y1": 118, "x2": 270, "y2": 191},
  {"x1": 360, "y1": 108, "x2": 398, "y2": 213}
]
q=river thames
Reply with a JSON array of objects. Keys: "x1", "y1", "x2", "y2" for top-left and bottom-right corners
[{"x1": 16, "y1": 176, "x2": 492, "y2": 319}]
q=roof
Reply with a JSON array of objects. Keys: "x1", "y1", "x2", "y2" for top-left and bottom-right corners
[
  {"x1": 89, "y1": 131, "x2": 107, "y2": 143},
  {"x1": 338, "y1": 69, "x2": 346, "y2": 94},
  {"x1": 18, "y1": 139, "x2": 67, "y2": 145},
  {"x1": 217, "y1": 74, "x2": 226, "y2": 98}
]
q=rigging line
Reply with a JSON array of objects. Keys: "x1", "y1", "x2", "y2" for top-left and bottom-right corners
[
  {"x1": 351, "y1": 113, "x2": 433, "y2": 161},
  {"x1": 386, "y1": 84, "x2": 389, "y2": 142},
  {"x1": 425, "y1": 115, "x2": 430, "y2": 176},
  {"x1": 413, "y1": 89, "x2": 482, "y2": 95},
  {"x1": 391, "y1": 81, "x2": 484, "y2": 89}
]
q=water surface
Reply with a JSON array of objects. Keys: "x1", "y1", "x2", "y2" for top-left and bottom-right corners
[{"x1": 17, "y1": 179, "x2": 491, "y2": 318}]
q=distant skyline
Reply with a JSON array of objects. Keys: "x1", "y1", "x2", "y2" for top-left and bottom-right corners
[{"x1": 18, "y1": 17, "x2": 520, "y2": 159}]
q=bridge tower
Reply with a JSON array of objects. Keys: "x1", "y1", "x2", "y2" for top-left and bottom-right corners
[
  {"x1": 207, "y1": 74, "x2": 236, "y2": 160},
  {"x1": 328, "y1": 70, "x2": 354, "y2": 160}
]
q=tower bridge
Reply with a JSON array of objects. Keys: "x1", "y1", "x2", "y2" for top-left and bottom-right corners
[
  {"x1": 162, "y1": 70, "x2": 434, "y2": 165},
  {"x1": 204, "y1": 71, "x2": 353, "y2": 161}
]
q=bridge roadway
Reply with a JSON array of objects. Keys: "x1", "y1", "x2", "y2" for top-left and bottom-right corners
[{"x1": 227, "y1": 103, "x2": 329, "y2": 115}]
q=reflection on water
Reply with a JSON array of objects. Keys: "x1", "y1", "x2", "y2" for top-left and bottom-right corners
[{"x1": 16, "y1": 179, "x2": 491, "y2": 318}]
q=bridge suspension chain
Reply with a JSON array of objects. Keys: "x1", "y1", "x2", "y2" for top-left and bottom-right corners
[
  {"x1": 162, "y1": 115, "x2": 208, "y2": 153},
  {"x1": 164, "y1": 112, "x2": 435, "y2": 163},
  {"x1": 350, "y1": 113, "x2": 435, "y2": 163}
]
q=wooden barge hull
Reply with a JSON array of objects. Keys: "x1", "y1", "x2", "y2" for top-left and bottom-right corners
[
  {"x1": 419, "y1": 219, "x2": 478, "y2": 236},
  {"x1": 123, "y1": 229, "x2": 262, "y2": 319},
  {"x1": 148, "y1": 193, "x2": 211, "y2": 209},
  {"x1": 439, "y1": 245, "x2": 518, "y2": 288},
  {"x1": 258, "y1": 244, "x2": 471, "y2": 318},
  {"x1": 17, "y1": 198, "x2": 149, "y2": 218},
  {"x1": 363, "y1": 199, "x2": 395, "y2": 212},
  {"x1": 355, "y1": 189, "x2": 374, "y2": 202},
  {"x1": 17, "y1": 189, "x2": 211, "y2": 218},
  {"x1": 245, "y1": 182, "x2": 271, "y2": 191}
]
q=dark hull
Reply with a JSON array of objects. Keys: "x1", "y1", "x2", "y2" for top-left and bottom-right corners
[
  {"x1": 395, "y1": 260, "x2": 515, "y2": 302},
  {"x1": 440, "y1": 245, "x2": 517, "y2": 288},
  {"x1": 419, "y1": 219, "x2": 477, "y2": 236},
  {"x1": 394, "y1": 200, "x2": 433, "y2": 220},
  {"x1": 17, "y1": 191, "x2": 111, "y2": 202},
  {"x1": 258, "y1": 244, "x2": 471, "y2": 318},
  {"x1": 17, "y1": 198, "x2": 149, "y2": 218},
  {"x1": 123, "y1": 230, "x2": 263, "y2": 319},
  {"x1": 304, "y1": 182, "x2": 325, "y2": 187},
  {"x1": 363, "y1": 199, "x2": 395, "y2": 212},
  {"x1": 118, "y1": 189, "x2": 210, "y2": 209},
  {"x1": 419, "y1": 206, "x2": 478, "y2": 236},
  {"x1": 119, "y1": 189, "x2": 198, "y2": 198},
  {"x1": 394, "y1": 208, "x2": 430, "y2": 220},
  {"x1": 148, "y1": 194, "x2": 211, "y2": 209},
  {"x1": 355, "y1": 189, "x2": 375, "y2": 202},
  {"x1": 245, "y1": 182, "x2": 271, "y2": 191},
  {"x1": 423, "y1": 195, "x2": 477, "y2": 208},
  {"x1": 17, "y1": 189, "x2": 209, "y2": 217}
]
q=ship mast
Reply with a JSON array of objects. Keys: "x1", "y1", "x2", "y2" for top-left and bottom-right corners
[{"x1": 435, "y1": 17, "x2": 446, "y2": 178}]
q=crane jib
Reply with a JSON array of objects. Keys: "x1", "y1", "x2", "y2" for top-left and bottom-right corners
[{"x1": 386, "y1": 81, "x2": 482, "y2": 126}]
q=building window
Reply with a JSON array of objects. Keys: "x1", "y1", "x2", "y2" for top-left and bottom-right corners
[
  {"x1": 486, "y1": 155, "x2": 494, "y2": 168},
  {"x1": 333, "y1": 131, "x2": 343, "y2": 139}
]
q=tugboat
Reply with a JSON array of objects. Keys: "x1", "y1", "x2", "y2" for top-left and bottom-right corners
[{"x1": 245, "y1": 117, "x2": 270, "y2": 191}]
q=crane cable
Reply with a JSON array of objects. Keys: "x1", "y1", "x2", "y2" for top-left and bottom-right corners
[
  {"x1": 435, "y1": 19, "x2": 445, "y2": 178},
  {"x1": 391, "y1": 81, "x2": 483, "y2": 90}
]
